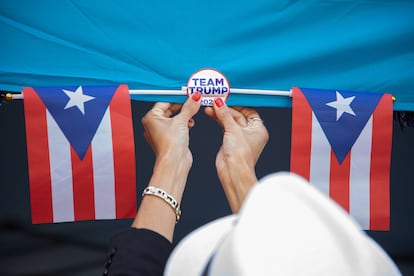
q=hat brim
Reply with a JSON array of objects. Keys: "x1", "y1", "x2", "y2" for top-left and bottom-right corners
[
  {"x1": 165, "y1": 172, "x2": 401, "y2": 276},
  {"x1": 164, "y1": 214, "x2": 237, "y2": 275}
]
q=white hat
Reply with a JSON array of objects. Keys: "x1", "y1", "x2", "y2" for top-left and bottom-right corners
[{"x1": 164, "y1": 172, "x2": 400, "y2": 276}]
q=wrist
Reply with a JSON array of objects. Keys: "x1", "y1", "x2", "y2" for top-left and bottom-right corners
[
  {"x1": 226, "y1": 158, "x2": 257, "y2": 184},
  {"x1": 131, "y1": 154, "x2": 191, "y2": 242},
  {"x1": 150, "y1": 154, "x2": 192, "y2": 202},
  {"x1": 218, "y1": 160, "x2": 258, "y2": 212}
]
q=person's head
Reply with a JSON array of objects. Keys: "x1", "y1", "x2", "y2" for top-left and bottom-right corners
[{"x1": 164, "y1": 172, "x2": 400, "y2": 276}]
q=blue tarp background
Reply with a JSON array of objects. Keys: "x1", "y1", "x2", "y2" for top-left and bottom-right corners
[
  {"x1": 1, "y1": 2, "x2": 414, "y2": 274},
  {"x1": 1, "y1": 1, "x2": 413, "y2": 110}
]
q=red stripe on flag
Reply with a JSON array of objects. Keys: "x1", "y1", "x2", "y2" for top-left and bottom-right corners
[
  {"x1": 22, "y1": 88, "x2": 54, "y2": 224},
  {"x1": 370, "y1": 94, "x2": 392, "y2": 230},
  {"x1": 290, "y1": 87, "x2": 312, "y2": 180},
  {"x1": 110, "y1": 85, "x2": 137, "y2": 218},
  {"x1": 71, "y1": 146, "x2": 96, "y2": 221},
  {"x1": 329, "y1": 151, "x2": 350, "y2": 212}
]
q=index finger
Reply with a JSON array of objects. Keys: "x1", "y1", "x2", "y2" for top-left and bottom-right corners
[
  {"x1": 151, "y1": 102, "x2": 183, "y2": 118},
  {"x1": 234, "y1": 107, "x2": 261, "y2": 121},
  {"x1": 205, "y1": 106, "x2": 249, "y2": 127}
]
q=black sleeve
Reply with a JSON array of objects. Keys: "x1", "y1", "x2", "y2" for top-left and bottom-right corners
[{"x1": 103, "y1": 228, "x2": 173, "y2": 276}]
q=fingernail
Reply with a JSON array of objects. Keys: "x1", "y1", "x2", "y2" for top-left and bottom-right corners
[
  {"x1": 214, "y1": 98, "x2": 224, "y2": 108},
  {"x1": 191, "y1": 92, "x2": 201, "y2": 102}
]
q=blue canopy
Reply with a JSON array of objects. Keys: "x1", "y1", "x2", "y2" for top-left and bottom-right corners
[{"x1": 1, "y1": 1, "x2": 413, "y2": 110}]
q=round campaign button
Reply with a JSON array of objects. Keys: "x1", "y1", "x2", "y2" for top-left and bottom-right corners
[{"x1": 187, "y1": 68, "x2": 230, "y2": 106}]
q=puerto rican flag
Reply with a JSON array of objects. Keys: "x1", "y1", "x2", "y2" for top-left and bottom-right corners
[
  {"x1": 23, "y1": 85, "x2": 136, "y2": 224},
  {"x1": 290, "y1": 87, "x2": 393, "y2": 230}
]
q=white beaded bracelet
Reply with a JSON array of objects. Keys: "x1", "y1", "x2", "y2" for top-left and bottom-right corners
[{"x1": 142, "y1": 186, "x2": 181, "y2": 222}]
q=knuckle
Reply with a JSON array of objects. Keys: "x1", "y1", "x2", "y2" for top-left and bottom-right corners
[{"x1": 141, "y1": 115, "x2": 148, "y2": 126}]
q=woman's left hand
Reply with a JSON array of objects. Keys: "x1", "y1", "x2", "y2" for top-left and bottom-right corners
[{"x1": 205, "y1": 99, "x2": 269, "y2": 213}]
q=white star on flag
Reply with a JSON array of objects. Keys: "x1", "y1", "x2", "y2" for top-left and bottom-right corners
[
  {"x1": 326, "y1": 91, "x2": 356, "y2": 121},
  {"x1": 63, "y1": 86, "x2": 95, "y2": 115}
]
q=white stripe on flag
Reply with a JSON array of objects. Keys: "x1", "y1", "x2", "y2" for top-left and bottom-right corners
[
  {"x1": 92, "y1": 108, "x2": 116, "y2": 219},
  {"x1": 349, "y1": 116, "x2": 372, "y2": 229},
  {"x1": 46, "y1": 110, "x2": 75, "y2": 222},
  {"x1": 309, "y1": 112, "x2": 331, "y2": 195}
]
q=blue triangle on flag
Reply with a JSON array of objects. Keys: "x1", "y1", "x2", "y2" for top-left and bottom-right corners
[
  {"x1": 34, "y1": 85, "x2": 117, "y2": 159},
  {"x1": 300, "y1": 88, "x2": 383, "y2": 164}
]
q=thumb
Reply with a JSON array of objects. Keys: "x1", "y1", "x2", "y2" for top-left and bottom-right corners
[
  {"x1": 177, "y1": 92, "x2": 202, "y2": 121},
  {"x1": 213, "y1": 98, "x2": 238, "y2": 131}
]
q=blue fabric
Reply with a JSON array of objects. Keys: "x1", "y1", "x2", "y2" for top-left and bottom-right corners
[{"x1": 1, "y1": 1, "x2": 413, "y2": 110}]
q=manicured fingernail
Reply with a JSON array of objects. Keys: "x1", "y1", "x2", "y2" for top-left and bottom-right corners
[
  {"x1": 191, "y1": 92, "x2": 201, "y2": 102},
  {"x1": 188, "y1": 119, "x2": 194, "y2": 126},
  {"x1": 214, "y1": 98, "x2": 224, "y2": 108}
]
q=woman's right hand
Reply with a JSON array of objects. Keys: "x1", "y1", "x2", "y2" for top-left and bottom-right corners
[
  {"x1": 205, "y1": 98, "x2": 269, "y2": 213},
  {"x1": 132, "y1": 92, "x2": 201, "y2": 242}
]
